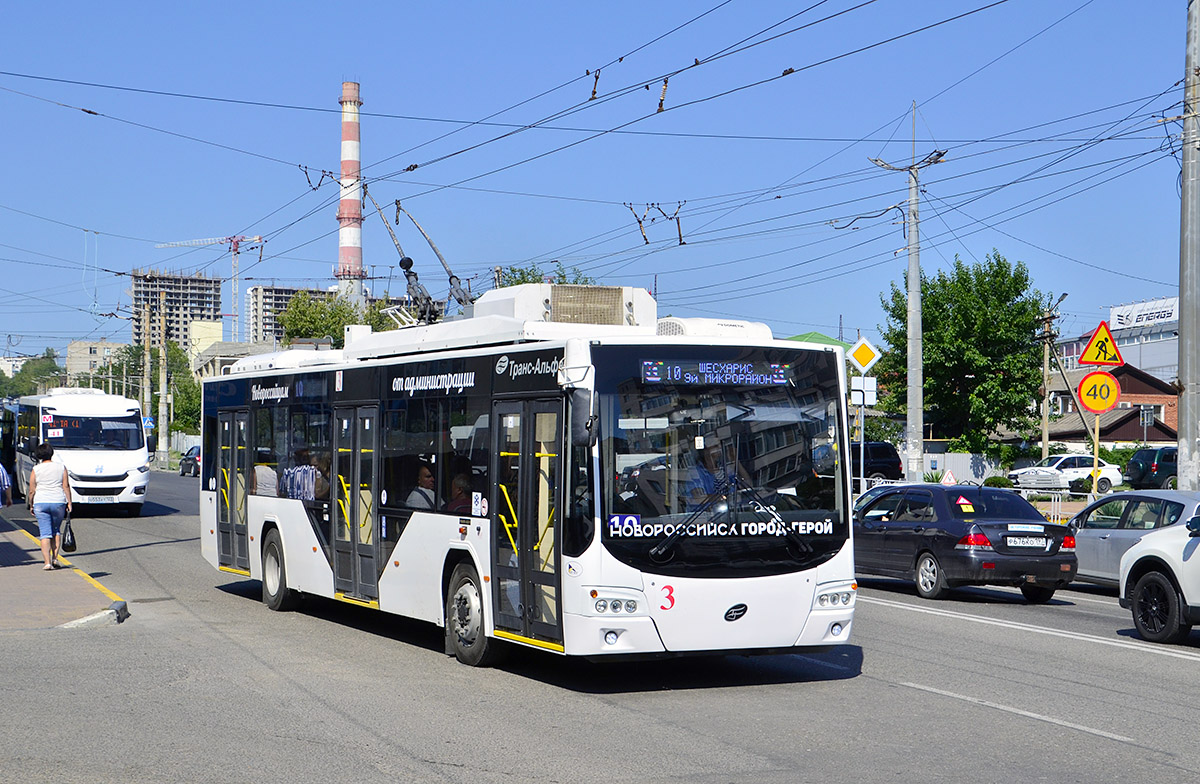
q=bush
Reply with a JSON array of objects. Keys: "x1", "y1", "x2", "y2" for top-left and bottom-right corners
[
  {"x1": 923, "y1": 470, "x2": 944, "y2": 483},
  {"x1": 983, "y1": 476, "x2": 1012, "y2": 488}
]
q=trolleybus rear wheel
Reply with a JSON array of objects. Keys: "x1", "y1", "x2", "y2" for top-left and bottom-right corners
[{"x1": 262, "y1": 528, "x2": 298, "y2": 611}]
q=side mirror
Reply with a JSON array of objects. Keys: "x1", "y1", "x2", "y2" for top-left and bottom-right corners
[
  {"x1": 1186, "y1": 516, "x2": 1200, "y2": 537},
  {"x1": 570, "y1": 388, "x2": 597, "y2": 448}
]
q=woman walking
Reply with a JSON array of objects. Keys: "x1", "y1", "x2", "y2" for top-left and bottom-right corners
[{"x1": 28, "y1": 442, "x2": 72, "y2": 570}]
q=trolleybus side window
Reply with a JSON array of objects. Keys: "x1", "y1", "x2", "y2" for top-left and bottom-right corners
[{"x1": 380, "y1": 394, "x2": 491, "y2": 519}]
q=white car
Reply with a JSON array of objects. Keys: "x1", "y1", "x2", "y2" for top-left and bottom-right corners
[
  {"x1": 1007, "y1": 454, "x2": 1122, "y2": 493},
  {"x1": 1119, "y1": 514, "x2": 1200, "y2": 643}
]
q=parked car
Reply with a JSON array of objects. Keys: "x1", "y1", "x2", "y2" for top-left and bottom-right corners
[
  {"x1": 1119, "y1": 509, "x2": 1200, "y2": 643},
  {"x1": 179, "y1": 445, "x2": 200, "y2": 477},
  {"x1": 1006, "y1": 454, "x2": 1122, "y2": 493},
  {"x1": 853, "y1": 484, "x2": 1076, "y2": 602},
  {"x1": 1069, "y1": 491, "x2": 1200, "y2": 586},
  {"x1": 1122, "y1": 445, "x2": 1177, "y2": 489},
  {"x1": 850, "y1": 441, "x2": 903, "y2": 481}
]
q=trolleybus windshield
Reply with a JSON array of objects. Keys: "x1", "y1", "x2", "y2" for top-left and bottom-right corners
[{"x1": 595, "y1": 345, "x2": 848, "y2": 578}]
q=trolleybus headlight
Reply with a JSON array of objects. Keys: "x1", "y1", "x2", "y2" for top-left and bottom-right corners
[
  {"x1": 604, "y1": 631, "x2": 620, "y2": 645},
  {"x1": 840, "y1": 592, "x2": 852, "y2": 604},
  {"x1": 624, "y1": 600, "x2": 637, "y2": 614},
  {"x1": 595, "y1": 600, "x2": 608, "y2": 613},
  {"x1": 136, "y1": 464, "x2": 150, "y2": 473},
  {"x1": 830, "y1": 594, "x2": 841, "y2": 605},
  {"x1": 831, "y1": 623, "x2": 844, "y2": 637},
  {"x1": 818, "y1": 594, "x2": 829, "y2": 606},
  {"x1": 610, "y1": 601, "x2": 622, "y2": 613}
]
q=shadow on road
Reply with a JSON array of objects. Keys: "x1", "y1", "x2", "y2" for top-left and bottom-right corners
[
  {"x1": 216, "y1": 579, "x2": 862, "y2": 690},
  {"x1": 858, "y1": 576, "x2": 1078, "y2": 606}
]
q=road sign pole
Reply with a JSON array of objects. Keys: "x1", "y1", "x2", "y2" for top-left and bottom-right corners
[{"x1": 1093, "y1": 414, "x2": 1101, "y2": 496}]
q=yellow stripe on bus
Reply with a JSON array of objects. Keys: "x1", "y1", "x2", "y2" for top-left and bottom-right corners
[
  {"x1": 492, "y1": 629, "x2": 565, "y2": 652},
  {"x1": 334, "y1": 593, "x2": 380, "y2": 609},
  {"x1": 218, "y1": 565, "x2": 251, "y2": 577}
]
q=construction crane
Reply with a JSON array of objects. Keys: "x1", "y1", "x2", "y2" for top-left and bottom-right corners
[{"x1": 155, "y1": 235, "x2": 264, "y2": 342}]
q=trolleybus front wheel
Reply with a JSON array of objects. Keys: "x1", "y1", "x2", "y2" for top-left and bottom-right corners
[{"x1": 446, "y1": 563, "x2": 501, "y2": 667}]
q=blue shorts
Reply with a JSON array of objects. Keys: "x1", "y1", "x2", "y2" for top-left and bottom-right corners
[{"x1": 33, "y1": 503, "x2": 67, "y2": 540}]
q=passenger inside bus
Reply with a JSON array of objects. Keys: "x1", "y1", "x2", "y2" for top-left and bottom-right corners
[
  {"x1": 249, "y1": 448, "x2": 278, "y2": 497},
  {"x1": 405, "y1": 462, "x2": 442, "y2": 510},
  {"x1": 443, "y1": 473, "x2": 472, "y2": 515},
  {"x1": 279, "y1": 446, "x2": 318, "y2": 501}
]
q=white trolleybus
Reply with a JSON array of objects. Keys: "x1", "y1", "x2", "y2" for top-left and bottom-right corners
[
  {"x1": 200, "y1": 284, "x2": 856, "y2": 665},
  {"x1": 12, "y1": 388, "x2": 150, "y2": 515}
]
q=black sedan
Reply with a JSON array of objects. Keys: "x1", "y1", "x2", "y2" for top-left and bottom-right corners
[
  {"x1": 854, "y1": 484, "x2": 1077, "y2": 602},
  {"x1": 179, "y1": 445, "x2": 200, "y2": 477}
]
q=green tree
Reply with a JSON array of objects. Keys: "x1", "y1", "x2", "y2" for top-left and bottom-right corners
[
  {"x1": 876, "y1": 251, "x2": 1044, "y2": 452},
  {"x1": 500, "y1": 261, "x2": 595, "y2": 287},
  {"x1": 0, "y1": 349, "x2": 62, "y2": 396},
  {"x1": 277, "y1": 293, "x2": 399, "y2": 349},
  {"x1": 165, "y1": 342, "x2": 200, "y2": 433}
]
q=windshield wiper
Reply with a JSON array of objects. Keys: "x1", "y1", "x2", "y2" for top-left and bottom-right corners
[{"x1": 648, "y1": 475, "x2": 730, "y2": 563}]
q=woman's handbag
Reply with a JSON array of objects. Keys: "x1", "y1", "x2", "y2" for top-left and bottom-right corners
[{"x1": 60, "y1": 513, "x2": 77, "y2": 553}]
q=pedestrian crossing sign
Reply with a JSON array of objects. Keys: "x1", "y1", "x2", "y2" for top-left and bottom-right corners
[{"x1": 1078, "y1": 321, "x2": 1123, "y2": 366}]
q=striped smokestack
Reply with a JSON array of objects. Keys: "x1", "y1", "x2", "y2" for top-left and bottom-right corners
[{"x1": 336, "y1": 81, "x2": 365, "y2": 303}]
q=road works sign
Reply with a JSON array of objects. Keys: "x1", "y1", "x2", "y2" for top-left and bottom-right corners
[
  {"x1": 847, "y1": 337, "x2": 881, "y2": 374},
  {"x1": 1078, "y1": 321, "x2": 1124, "y2": 366},
  {"x1": 1078, "y1": 370, "x2": 1121, "y2": 414}
]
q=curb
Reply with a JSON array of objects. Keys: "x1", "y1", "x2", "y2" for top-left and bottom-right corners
[{"x1": 58, "y1": 600, "x2": 131, "y2": 630}]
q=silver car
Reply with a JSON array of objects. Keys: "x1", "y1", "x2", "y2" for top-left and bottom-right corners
[{"x1": 1069, "y1": 490, "x2": 1200, "y2": 586}]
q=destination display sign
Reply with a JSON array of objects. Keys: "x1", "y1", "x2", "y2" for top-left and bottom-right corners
[{"x1": 641, "y1": 359, "x2": 790, "y2": 386}]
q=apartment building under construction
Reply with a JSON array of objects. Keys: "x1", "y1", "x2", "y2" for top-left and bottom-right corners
[{"x1": 130, "y1": 269, "x2": 223, "y2": 349}]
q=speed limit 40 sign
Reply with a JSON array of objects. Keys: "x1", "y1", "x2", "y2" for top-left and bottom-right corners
[{"x1": 1077, "y1": 370, "x2": 1121, "y2": 414}]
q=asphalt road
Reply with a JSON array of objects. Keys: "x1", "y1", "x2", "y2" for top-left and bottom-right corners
[{"x1": 2, "y1": 471, "x2": 1198, "y2": 783}]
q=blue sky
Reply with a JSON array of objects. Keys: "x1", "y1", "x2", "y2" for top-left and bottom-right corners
[{"x1": 0, "y1": 1, "x2": 1186, "y2": 359}]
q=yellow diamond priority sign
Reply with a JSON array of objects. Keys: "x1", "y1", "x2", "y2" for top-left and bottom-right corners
[{"x1": 848, "y1": 337, "x2": 880, "y2": 374}]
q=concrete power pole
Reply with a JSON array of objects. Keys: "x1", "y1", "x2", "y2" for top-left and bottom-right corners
[
  {"x1": 1039, "y1": 293, "x2": 1068, "y2": 459},
  {"x1": 1179, "y1": 0, "x2": 1200, "y2": 491},
  {"x1": 158, "y1": 290, "x2": 169, "y2": 464},
  {"x1": 870, "y1": 104, "x2": 945, "y2": 481},
  {"x1": 141, "y1": 288, "x2": 151, "y2": 418}
]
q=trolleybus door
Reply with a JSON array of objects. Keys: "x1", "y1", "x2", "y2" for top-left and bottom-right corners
[
  {"x1": 217, "y1": 410, "x2": 251, "y2": 571},
  {"x1": 332, "y1": 406, "x2": 379, "y2": 599},
  {"x1": 491, "y1": 399, "x2": 564, "y2": 648}
]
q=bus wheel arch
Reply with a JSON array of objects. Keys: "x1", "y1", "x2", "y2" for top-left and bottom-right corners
[{"x1": 262, "y1": 525, "x2": 298, "y2": 611}]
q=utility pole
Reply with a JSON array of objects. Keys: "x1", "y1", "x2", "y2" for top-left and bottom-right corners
[
  {"x1": 141, "y1": 286, "x2": 152, "y2": 421},
  {"x1": 158, "y1": 291, "x2": 169, "y2": 464},
  {"x1": 1040, "y1": 294, "x2": 1068, "y2": 459},
  {"x1": 1179, "y1": 0, "x2": 1200, "y2": 492},
  {"x1": 870, "y1": 102, "x2": 945, "y2": 481}
]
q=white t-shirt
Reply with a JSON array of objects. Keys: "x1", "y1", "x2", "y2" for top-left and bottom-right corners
[
  {"x1": 405, "y1": 486, "x2": 442, "y2": 510},
  {"x1": 32, "y1": 462, "x2": 68, "y2": 505}
]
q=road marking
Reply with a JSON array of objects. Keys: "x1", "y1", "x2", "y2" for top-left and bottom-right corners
[
  {"x1": 901, "y1": 682, "x2": 1134, "y2": 743},
  {"x1": 973, "y1": 584, "x2": 1120, "y2": 607},
  {"x1": 859, "y1": 595, "x2": 1200, "y2": 663}
]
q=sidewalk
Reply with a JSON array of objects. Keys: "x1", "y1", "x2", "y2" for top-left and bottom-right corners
[{"x1": 0, "y1": 508, "x2": 129, "y2": 630}]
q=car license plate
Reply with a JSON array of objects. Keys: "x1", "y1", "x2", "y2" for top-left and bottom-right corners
[
  {"x1": 1008, "y1": 536, "x2": 1046, "y2": 548},
  {"x1": 84, "y1": 496, "x2": 117, "y2": 504}
]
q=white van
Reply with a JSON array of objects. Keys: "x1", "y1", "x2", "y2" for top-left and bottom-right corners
[{"x1": 13, "y1": 388, "x2": 150, "y2": 516}]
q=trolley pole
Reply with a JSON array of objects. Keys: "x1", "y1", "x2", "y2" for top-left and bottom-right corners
[{"x1": 1179, "y1": 0, "x2": 1200, "y2": 492}]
